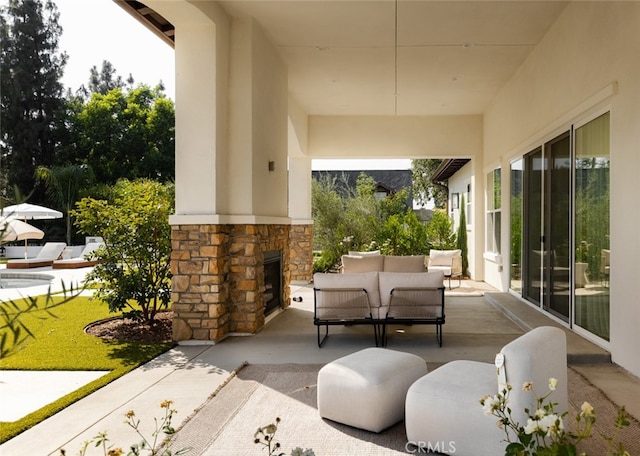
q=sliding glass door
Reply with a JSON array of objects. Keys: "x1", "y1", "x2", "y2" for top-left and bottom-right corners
[
  {"x1": 574, "y1": 112, "x2": 610, "y2": 340},
  {"x1": 514, "y1": 112, "x2": 610, "y2": 341},
  {"x1": 523, "y1": 148, "x2": 544, "y2": 305},
  {"x1": 544, "y1": 132, "x2": 571, "y2": 322},
  {"x1": 522, "y1": 132, "x2": 571, "y2": 323}
]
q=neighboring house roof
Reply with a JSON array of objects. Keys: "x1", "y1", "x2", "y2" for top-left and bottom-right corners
[{"x1": 312, "y1": 169, "x2": 413, "y2": 207}]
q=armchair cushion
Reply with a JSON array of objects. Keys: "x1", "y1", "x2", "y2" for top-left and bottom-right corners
[{"x1": 428, "y1": 249, "x2": 462, "y2": 266}]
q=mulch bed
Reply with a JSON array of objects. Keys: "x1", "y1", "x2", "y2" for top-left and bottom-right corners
[{"x1": 85, "y1": 311, "x2": 173, "y2": 343}]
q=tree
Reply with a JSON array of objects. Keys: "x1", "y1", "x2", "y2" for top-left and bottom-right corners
[
  {"x1": 427, "y1": 209, "x2": 457, "y2": 250},
  {"x1": 456, "y1": 194, "x2": 469, "y2": 276},
  {"x1": 0, "y1": 0, "x2": 67, "y2": 202},
  {"x1": 34, "y1": 164, "x2": 95, "y2": 244},
  {"x1": 85, "y1": 60, "x2": 133, "y2": 96},
  {"x1": 69, "y1": 85, "x2": 175, "y2": 184},
  {"x1": 411, "y1": 159, "x2": 448, "y2": 209},
  {"x1": 72, "y1": 179, "x2": 174, "y2": 324}
]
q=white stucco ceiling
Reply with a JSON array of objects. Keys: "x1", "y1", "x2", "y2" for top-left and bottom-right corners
[{"x1": 218, "y1": 1, "x2": 569, "y2": 116}]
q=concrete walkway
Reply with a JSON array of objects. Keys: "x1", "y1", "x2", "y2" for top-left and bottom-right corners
[{"x1": 1, "y1": 277, "x2": 639, "y2": 455}]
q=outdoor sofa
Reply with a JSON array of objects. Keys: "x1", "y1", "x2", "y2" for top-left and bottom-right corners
[
  {"x1": 313, "y1": 253, "x2": 445, "y2": 347},
  {"x1": 6, "y1": 242, "x2": 67, "y2": 269}
]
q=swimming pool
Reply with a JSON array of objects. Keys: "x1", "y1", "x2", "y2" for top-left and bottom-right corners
[{"x1": 0, "y1": 272, "x2": 54, "y2": 289}]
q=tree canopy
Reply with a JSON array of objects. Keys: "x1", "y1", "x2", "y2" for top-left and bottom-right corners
[
  {"x1": 411, "y1": 159, "x2": 448, "y2": 209},
  {"x1": 60, "y1": 85, "x2": 175, "y2": 184},
  {"x1": 0, "y1": 0, "x2": 68, "y2": 203}
]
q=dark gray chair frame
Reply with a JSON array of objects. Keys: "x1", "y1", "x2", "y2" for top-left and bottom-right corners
[
  {"x1": 313, "y1": 287, "x2": 379, "y2": 347},
  {"x1": 381, "y1": 286, "x2": 446, "y2": 347}
]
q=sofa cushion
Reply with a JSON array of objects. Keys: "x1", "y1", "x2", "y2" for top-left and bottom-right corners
[
  {"x1": 348, "y1": 250, "x2": 381, "y2": 256},
  {"x1": 313, "y1": 271, "x2": 381, "y2": 309},
  {"x1": 342, "y1": 254, "x2": 385, "y2": 273},
  {"x1": 428, "y1": 249, "x2": 462, "y2": 266},
  {"x1": 383, "y1": 255, "x2": 426, "y2": 273},
  {"x1": 378, "y1": 271, "x2": 444, "y2": 310}
]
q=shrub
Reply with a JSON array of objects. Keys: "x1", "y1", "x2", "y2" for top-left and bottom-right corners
[{"x1": 72, "y1": 179, "x2": 174, "y2": 323}]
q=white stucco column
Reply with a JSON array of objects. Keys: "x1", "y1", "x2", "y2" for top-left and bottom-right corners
[
  {"x1": 148, "y1": 1, "x2": 231, "y2": 223},
  {"x1": 287, "y1": 97, "x2": 312, "y2": 223}
]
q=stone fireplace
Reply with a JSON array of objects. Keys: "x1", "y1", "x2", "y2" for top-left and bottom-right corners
[{"x1": 170, "y1": 223, "x2": 310, "y2": 342}]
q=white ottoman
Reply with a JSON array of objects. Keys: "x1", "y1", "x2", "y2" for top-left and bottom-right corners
[{"x1": 317, "y1": 347, "x2": 428, "y2": 433}]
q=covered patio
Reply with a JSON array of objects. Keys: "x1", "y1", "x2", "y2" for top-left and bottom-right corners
[
  {"x1": 2, "y1": 283, "x2": 639, "y2": 454},
  {"x1": 110, "y1": 0, "x2": 640, "y2": 382}
]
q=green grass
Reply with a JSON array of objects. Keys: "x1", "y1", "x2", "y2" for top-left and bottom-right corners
[{"x1": 0, "y1": 293, "x2": 175, "y2": 443}]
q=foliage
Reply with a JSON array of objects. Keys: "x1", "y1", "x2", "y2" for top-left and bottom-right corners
[
  {"x1": 82, "y1": 60, "x2": 134, "y2": 97},
  {"x1": 312, "y1": 171, "x2": 460, "y2": 267},
  {"x1": 426, "y1": 209, "x2": 457, "y2": 250},
  {"x1": 0, "y1": 0, "x2": 68, "y2": 202},
  {"x1": 34, "y1": 164, "x2": 96, "y2": 244},
  {"x1": 254, "y1": 417, "x2": 315, "y2": 456},
  {"x1": 511, "y1": 192, "x2": 522, "y2": 280},
  {"x1": 456, "y1": 194, "x2": 469, "y2": 276},
  {"x1": 61, "y1": 85, "x2": 175, "y2": 184},
  {"x1": 0, "y1": 294, "x2": 174, "y2": 442},
  {"x1": 376, "y1": 209, "x2": 429, "y2": 256},
  {"x1": 480, "y1": 378, "x2": 631, "y2": 456},
  {"x1": 63, "y1": 401, "x2": 191, "y2": 456},
  {"x1": 411, "y1": 159, "x2": 447, "y2": 209},
  {"x1": 575, "y1": 157, "x2": 610, "y2": 279},
  {"x1": 72, "y1": 179, "x2": 174, "y2": 323}
]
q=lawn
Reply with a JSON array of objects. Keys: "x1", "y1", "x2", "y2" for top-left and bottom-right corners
[{"x1": 0, "y1": 292, "x2": 175, "y2": 443}]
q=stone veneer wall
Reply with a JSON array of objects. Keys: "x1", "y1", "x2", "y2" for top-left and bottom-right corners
[
  {"x1": 289, "y1": 224, "x2": 313, "y2": 283},
  {"x1": 171, "y1": 224, "x2": 297, "y2": 342}
]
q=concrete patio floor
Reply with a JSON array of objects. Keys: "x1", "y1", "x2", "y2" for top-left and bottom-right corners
[{"x1": 1, "y1": 277, "x2": 639, "y2": 455}]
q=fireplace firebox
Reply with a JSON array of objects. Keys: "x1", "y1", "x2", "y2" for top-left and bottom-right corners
[{"x1": 263, "y1": 250, "x2": 282, "y2": 315}]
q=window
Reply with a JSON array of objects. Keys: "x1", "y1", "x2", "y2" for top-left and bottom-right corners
[{"x1": 486, "y1": 168, "x2": 501, "y2": 254}]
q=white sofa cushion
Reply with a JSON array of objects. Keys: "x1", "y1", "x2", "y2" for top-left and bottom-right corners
[
  {"x1": 348, "y1": 250, "x2": 381, "y2": 256},
  {"x1": 383, "y1": 255, "x2": 426, "y2": 272},
  {"x1": 378, "y1": 271, "x2": 444, "y2": 311},
  {"x1": 341, "y1": 254, "x2": 384, "y2": 273},
  {"x1": 428, "y1": 249, "x2": 461, "y2": 266},
  {"x1": 313, "y1": 271, "x2": 381, "y2": 309}
]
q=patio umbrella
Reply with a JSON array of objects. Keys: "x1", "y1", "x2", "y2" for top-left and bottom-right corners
[
  {"x1": 0, "y1": 217, "x2": 45, "y2": 243},
  {"x1": 2, "y1": 203, "x2": 63, "y2": 220},
  {"x1": 1, "y1": 203, "x2": 63, "y2": 258}
]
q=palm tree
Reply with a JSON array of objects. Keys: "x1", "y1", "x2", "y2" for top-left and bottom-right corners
[{"x1": 34, "y1": 164, "x2": 95, "y2": 244}]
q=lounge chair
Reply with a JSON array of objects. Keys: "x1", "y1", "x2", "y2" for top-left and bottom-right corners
[
  {"x1": 6, "y1": 242, "x2": 67, "y2": 269},
  {"x1": 52, "y1": 242, "x2": 104, "y2": 269}
]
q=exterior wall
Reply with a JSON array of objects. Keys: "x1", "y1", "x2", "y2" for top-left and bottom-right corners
[
  {"x1": 447, "y1": 162, "x2": 475, "y2": 280},
  {"x1": 228, "y1": 17, "x2": 289, "y2": 218},
  {"x1": 483, "y1": 2, "x2": 640, "y2": 377},
  {"x1": 159, "y1": 4, "x2": 312, "y2": 341}
]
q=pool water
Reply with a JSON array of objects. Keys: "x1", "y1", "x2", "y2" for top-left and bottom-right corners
[{"x1": 0, "y1": 274, "x2": 53, "y2": 289}]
